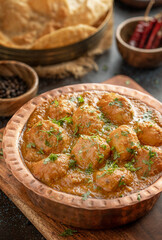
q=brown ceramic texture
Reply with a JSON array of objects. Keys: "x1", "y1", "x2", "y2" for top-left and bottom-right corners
[
  {"x1": 0, "y1": 61, "x2": 39, "y2": 116},
  {"x1": 116, "y1": 17, "x2": 162, "y2": 68},
  {"x1": 3, "y1": 84, "x2": 162, "y2": 229}
]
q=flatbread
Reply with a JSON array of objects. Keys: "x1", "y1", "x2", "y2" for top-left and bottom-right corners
[
  {"x1": 0, "y1": 0, "x2": 113, "y2": 49},
  {"x1": 32, "y1": 24, "x2": 96, "y2": 49},
  {"x1": 64, "y1": 0, "x2": 113, "y2": 26}
]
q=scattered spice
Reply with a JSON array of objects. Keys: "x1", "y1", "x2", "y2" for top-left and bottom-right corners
[
  {"x1": 60, "y1": 228, "x2": 77, "y2": 237},
  {"x1": 0, "y1": 75, "x2": 28, "y2": 98},
  {"x1": 125, "y1": 80, "x2": 130, "y2": 85},
  {"x1": 102, "y1": 65, "x2": 109, "y2": 71}
]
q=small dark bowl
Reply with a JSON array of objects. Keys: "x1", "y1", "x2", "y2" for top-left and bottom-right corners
[
  {"x1": 116, "y1": 16, "x2": 162, "y2": 68},
  {"x1": 0, "y1": 61, "x2": 39, "y2": 116}
]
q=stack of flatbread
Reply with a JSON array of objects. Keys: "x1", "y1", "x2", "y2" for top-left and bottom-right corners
[{"x1": 0, "y1": 0, "x2": 113, "y2": 49}]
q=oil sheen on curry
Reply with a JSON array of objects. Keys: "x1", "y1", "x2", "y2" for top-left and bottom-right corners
[{"x1": 20, "y1": 91, "x2": 162, "y2": 199}]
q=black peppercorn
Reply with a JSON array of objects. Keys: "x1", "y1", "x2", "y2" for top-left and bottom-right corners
[{"x1": 0, "y1": 75, "x2": 28, "y2": 99}]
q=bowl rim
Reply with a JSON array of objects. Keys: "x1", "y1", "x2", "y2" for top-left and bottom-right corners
[
  {"x1": 0, "y1": 60, "x2": 39, "y2": 102},
  {"x1": 0, "y1": 7, "x2": 112, "y2": 53},
  {"x1": 116, "y1": 16, "x2": 162, "y2": 53},
  {"x1": 2, "y1": 83, "x2": 162, "y2": 210}
]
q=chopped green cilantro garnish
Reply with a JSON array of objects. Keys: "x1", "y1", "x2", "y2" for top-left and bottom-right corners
[
  {"x1": 43, "y1": 153, "x2": 59, "y2": 164},
  {"x1": 86, "y1": 121, "x2": 91, "y2": 128},
  {"x1": 98, "y1": 153, "x2": 104, "y2": 163},
  {"x1": 109, "y1": 98, "x2": 123, "y2": 108},
  {"x1": 56, "y1": 130, "x2": 63, "y2": 145},
  {"x1": 143, "y1": 110, "x2": 152, "y2": 121},
  {"x1": 137, "y1": 193, "x2": 141, "y2": 201},
  {"x1": 77, "y1": 96, "x2": 84, "y2": 103},
  {"x1": 126, "y1": 148, "x2": 137, "y2": 155},
  {"x1": 98, "y1": 160, "x2": 119, "y2": 177},
  {"x1": 0, "y1": 132, "x2": 3, "y2": 142},
  {"x1": 134, "y1": 126, "x2": 142, "y2": 133},
  {"x1": 113, "y1": 151, "x2": 120, "y2": 160},
  {"x1": 125, "y1": 161, "x2": 141, "y2": 172},
  {"x1": 85, "y1": 163, "x2": 93, "y2": 174},
  {"x1": 40, "y1": 127, "x2": 55, "y2": 136},
  {"x1": 99, "y1": 113, "x2": 110, "y2": 123},
  {"x1": 37, "y1": 148, "x2": 44, "y2": 155},
  {"x1": 51, "y1": 100, "x2": 59, "y2": 106},
  {"x1": 106, "y1": 137, "x2": 111, "y2": 143},
  {"x1": 45, "y1": 139, "x2": 52, "y2": 147},
  {"x1": 74, "y1": 124, "x2": 79, "y2": 136},
  {"x1": 36, "y1": 121, "x2": 42, "y2": 127},
  {"x1": 0, "y1": 148, "x2": 3, "y2": 156},
  {"x1": 121, "y1": 131, "x2": 130, "y2": 136},
  {"x1": 101, "y1": 144, "x2": 107, "y2": 150},
  {"x1": 118, "y1": 176, "x2": 126, "y2": 187},
  {"x1": 49, "y1": 116, "x2": 72, "y2": 126},
  {"x1": 27, "y1": 142, "x2": 36, "y2": 148},
  {"x1": 149, "y1": 149, "x2": 157, "y2": 159},
  {"x1": 60, "y1": 228, "x2": 77, "y2": 237},
  {"x1": 69, "y1": 159, "x2": 77, "y2": 169},
  {"x1": 82, "y1": 191, "x2": 91, "y2": 200},
  {"x1": 142, "y1": 159, "x2": 154, "y2": 172}
]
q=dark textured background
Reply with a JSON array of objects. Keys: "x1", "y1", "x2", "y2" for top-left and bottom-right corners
[{"x1": 0, "y1": 1, "x2": 162, "y2": 239}]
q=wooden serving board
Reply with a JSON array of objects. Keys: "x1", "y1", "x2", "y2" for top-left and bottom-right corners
[{"x1": 0, "y1": 75, "x2": 161, "y2": 240}]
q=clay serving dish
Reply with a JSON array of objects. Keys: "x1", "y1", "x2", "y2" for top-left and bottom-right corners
[
  {"x1": 0, "y1": 61, "x2": 39, "y2": 116},
  {"x1": 116, "y1": 17, "x2": 162, "y2": 68},
  {"x1": 0, "y1": 7, "x2": 113, "y2": 66},
  {"x1": 2, "y1": 84, "x2": 162, "y2": 229}
]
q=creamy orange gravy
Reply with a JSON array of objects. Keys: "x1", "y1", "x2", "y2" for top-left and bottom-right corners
[{"x1": 20, "y1": 91, "x2": 162, "y2": 199}]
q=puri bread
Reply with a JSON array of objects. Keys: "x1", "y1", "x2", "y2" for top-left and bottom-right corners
[
  {"x1": 0, "y1": 0, "x2": 112, "y2": 49},
  {"x1": 32, "y1": 24, "x2": 96, "y2": 49}
]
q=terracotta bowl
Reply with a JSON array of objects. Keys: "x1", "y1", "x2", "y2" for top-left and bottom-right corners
[
  {"x1": 0, "y1": 61, "x2": 39, "y2": 116},
  {"x1": 116, "y1": 17, "x2": 162, "y2": 68},
  {"x1": 2, "y1": 84, "x2": 162, "y2": 229}
]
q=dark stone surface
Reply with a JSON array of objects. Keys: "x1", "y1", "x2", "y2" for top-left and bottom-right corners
[{"x1": 0, "y1": 1, "x2": 162, "y2": 239}]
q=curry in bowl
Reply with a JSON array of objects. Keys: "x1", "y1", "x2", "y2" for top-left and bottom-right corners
[{"x1": 20, "y1": 91, "x2": 162, "y2": 199}]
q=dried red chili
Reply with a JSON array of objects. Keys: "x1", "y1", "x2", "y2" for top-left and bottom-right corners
[
  {"x1": 138, "y1": 18, "x2": 156, "y2": 48},
  {"x1": 145, "y1": 19, "x2": 162, "y2": 49}
]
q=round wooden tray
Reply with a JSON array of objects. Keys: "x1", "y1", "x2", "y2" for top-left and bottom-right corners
[{"x1": 3, "y1": 83, "x2": 162, "y2": 229}]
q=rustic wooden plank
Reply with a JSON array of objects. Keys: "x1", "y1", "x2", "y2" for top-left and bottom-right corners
[
  {"x1": 0, "y1": 75, "x2": 161, "y2": 240},
  {"x1": 103, "y1": 75, "x2": 150, "y2": 94}
]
